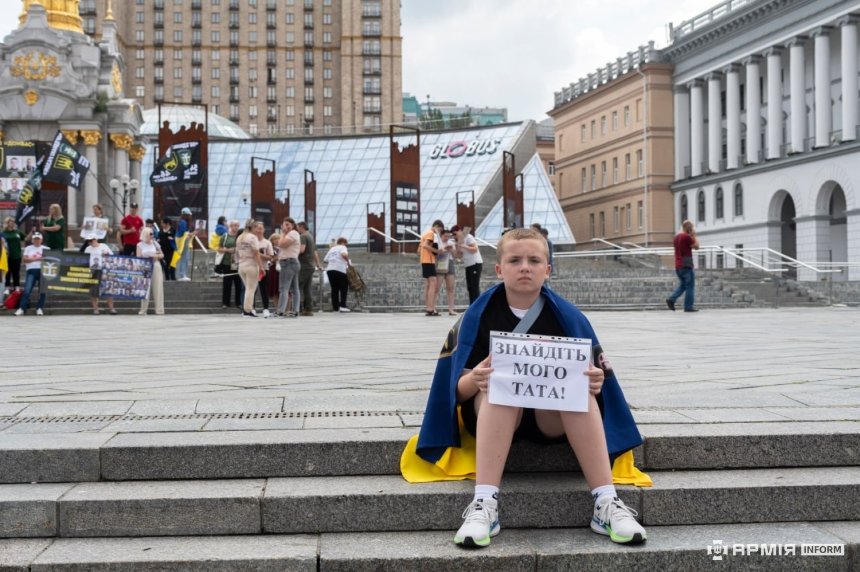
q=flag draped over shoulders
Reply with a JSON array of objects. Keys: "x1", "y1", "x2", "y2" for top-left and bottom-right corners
[{"x1": 401, "y1": 283, "x2": 650, "y2": 486}]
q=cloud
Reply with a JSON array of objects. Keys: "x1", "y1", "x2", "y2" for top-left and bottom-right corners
[{"x1": 403, "y1": 0, "x2": 720, "y2": 121}]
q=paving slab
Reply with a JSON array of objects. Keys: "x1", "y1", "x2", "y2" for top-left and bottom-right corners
[
  {"x1": 126, "y1": 400, "x2": 199, "y2": 415},
  {"x1": 0, "y1": 539, "x2": 53, "y2": 572},
  {"x1": 99, "y1": 418, "x2": 209, "y2": 433},
  {"x1": 0, "y1": 484, "x2": 73, "y2": 538},
  {"x1": 29, "y1": 535, "x2": 318, "y2": 572},
  {"x1": 16, "y1": 402, "x2": 134, "y2": 417},
  {"x1": 194, "y1": 398, "x2": 285, "y2": 413},
  {"x1": 0, "y1": 433, "x2": 114, "y2": 484},
  {"x1": 201, "y1": 416, "x2": 305, "y2": 431},
  {"x1": 58, "y1": 480, "x2": 265, "y2": 537},
  {"x1": 642, "y1": 467, "x2": 860, "y2": 525},
  {"x1": 3, "y1": 421, "x2": 116, "y2": 434},
  {"x1": 100, "y1": 428, "x2": 414, "y2": 480},
  {"x1": 816, "y1": 521, "x2": 860, "y2": 570}
]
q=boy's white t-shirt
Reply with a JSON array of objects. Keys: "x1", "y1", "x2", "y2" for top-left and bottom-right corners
[
  {"x1": 23, "y1": 244, "x2": 49, "y2": 270},
  {"x1": 85, "y1": 243, "x2": 112, "y2": 269}
]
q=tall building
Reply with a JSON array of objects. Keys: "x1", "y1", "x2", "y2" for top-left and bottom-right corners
[
  {"x1": 57, "y1": 0, "x2": 402, "y2": 136},
  {"x1": 550, "y1": 43, "x2": 676, "y2": 249}
]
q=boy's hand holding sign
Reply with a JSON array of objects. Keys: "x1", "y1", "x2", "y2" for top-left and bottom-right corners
[{"x1": 488, "y1": 331, "x2": 592, "y2": 412}]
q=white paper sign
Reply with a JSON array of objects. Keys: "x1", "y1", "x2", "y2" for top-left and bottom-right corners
[
  {"x1": 488, "y1": 331, "x2": 592, "y2": 412},
  {"x1": 81, "y1": 217, "x2": 109, "y2": 240}
]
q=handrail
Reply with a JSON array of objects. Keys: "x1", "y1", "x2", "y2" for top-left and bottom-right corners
[
  {"x1": 730, "y1": 247, "x2": 841, "y2": 274},
  {"x1": 405, "y1": 228, "x2": 423, "y2": 240},
  {"x1": 622, "y1": 242, "x2": 647, "y2": 249},
  {"x1": 474, "y1": 236, "x2": 497, "y2": 250},
  {"x1": 367, "y1": 226, "x2": 404, "y2": 243},
  {"x1": 193, "y1": 234, "x2": 208, "y2": 253},
  {"x1": 591, "y1": 238, "x2": 627, "y2": 250}
]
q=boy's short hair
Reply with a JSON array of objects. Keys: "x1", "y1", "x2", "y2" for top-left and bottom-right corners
[{"x1": 496, "y1": 228, "x2": 548, "y2": 262}]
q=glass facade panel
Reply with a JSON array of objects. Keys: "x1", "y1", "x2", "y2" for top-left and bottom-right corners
[{"x1": 140, "y1": 121, "x2": 573, "y2": 245}]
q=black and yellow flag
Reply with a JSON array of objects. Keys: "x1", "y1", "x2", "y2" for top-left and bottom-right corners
[
  {"x1": 41, "y1": 131, "x2": 91, "y2": 189},
  {"x1": 149, "y1": 141, "x2": 202, "y2": 186}
]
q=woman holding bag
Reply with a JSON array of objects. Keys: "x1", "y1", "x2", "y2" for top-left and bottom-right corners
[
  {"x1": 235, "y1": 219, "x2": 266, "y2": 317},
  {"x1": 137, "y1": 227, "x2": 165, "y2": 315}
]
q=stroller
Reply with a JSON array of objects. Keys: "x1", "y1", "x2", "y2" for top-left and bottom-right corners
[{"x1": 346, "y1": 265, "x2": 366, "y2": 310}]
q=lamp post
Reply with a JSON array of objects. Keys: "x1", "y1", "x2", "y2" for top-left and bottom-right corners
[
  {"x1": 241, "y1": 190, "x2": 250, "y2": 206},
  {"x1": 109, "y1": 174, "x2": 140, "y2": 216}
]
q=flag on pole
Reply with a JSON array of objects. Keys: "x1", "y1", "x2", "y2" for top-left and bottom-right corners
[
  {"x1": 15, "y1": 152, "x2": 45, "y2": 226},
  {"x1": 41, "y1": 131, "x2": 90, "y2": 189},
  {"x1": 150, "y1": 141, "x2": 203, "y2": 186}
]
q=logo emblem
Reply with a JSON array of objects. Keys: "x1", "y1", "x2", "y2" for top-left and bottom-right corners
[{"x1": 41, "y1": 258, "x2": 61, "y2": 281}]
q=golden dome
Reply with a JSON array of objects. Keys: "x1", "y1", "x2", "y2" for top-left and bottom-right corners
[{"x1": 19, "y1": 1, "x2": 83, "y2": 34}]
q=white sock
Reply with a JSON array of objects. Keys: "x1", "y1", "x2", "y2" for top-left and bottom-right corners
[
  {"x1": 474, "y1": 484, "x2": 499, "y2": 503},
  {"x1": 591, "y1": 484, "x2": 617, "y2": 504}
]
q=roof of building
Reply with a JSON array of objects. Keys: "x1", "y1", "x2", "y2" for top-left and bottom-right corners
[
  {"x1": 140, "y1": 106, "x2": 251, "y2": 140},
  {"x1": 139, "y1": 122, "x2": 574, "y2": 246}
]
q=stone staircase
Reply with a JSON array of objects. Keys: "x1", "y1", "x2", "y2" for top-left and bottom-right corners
[
  {"x1": 5, "y1": 249, "x2": 842, "y2": 315},
  {"x1": 1, "y1": 422, "x2": 858, "y2": 569}
]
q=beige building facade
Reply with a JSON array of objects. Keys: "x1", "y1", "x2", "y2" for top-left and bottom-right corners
[
  {"x1": 550, "y1": 44, "x2": 675, "y2": 249},
  {"x1": 41, "y1": 0, "x2": 402, "y2": 137}
]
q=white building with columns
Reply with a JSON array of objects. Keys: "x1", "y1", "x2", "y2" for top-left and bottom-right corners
[{"x1": 666, "y1": 0, "x2": 860, "y2": 281}]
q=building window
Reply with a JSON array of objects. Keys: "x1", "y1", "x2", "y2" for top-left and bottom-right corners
[
  {"x1": 323, "y1": 12, "x2": 332, "y2": 25},
  {"x1": 136, "y1": 49, "x2": 145, "y2": 60},
  {"x1": 174, "y1": 30, "x2": 183, "y2": 42},
  {"x1": 590, "y1": 165, "x2": 596, "y2": 191},
  {"x1": 286, "y1": 50, "x2": 295, "y2": 61},
  {"x1": 211, "y1": 30, "x2": 220, "y2": 42},
  {"x1": 548, "y1": 161, "x2": 555, "y2": 176},
  {"x1": 249, "y1": 12, "x2": 257, "y2": 24},
  {"x1": 173, "y1": 67, "x2": 182, "y2": 79},
  {"x1": 637, "y1": 200, "x2": 643, "y2": 229},
  {"x1": 625, "y1": 154, "x2": 631, "y2": 180},
  {"x1": 734, "y1": 183, "x2": 744, "y2": 216},
  {"x1": 249, "y1": 85, "x2": 258, "y2": 98},
  {"x1": 599, "y1": 211, "x2": 605, "y2": 236},
  {"x1": 612, "y1": 111, "x2": 618, "y2": 130},
  {"x1": 581, "y1": 168, "x2": 586, "y2": 192},
  {"x1": 612, "y1": 158, "x2": 618, "y2": 184},
  {"x1": 681, "y1": 194, "x2": 688, "y2": 221},
  {"x1": 613, "y1": 206, "x2": 619, "y2": 233},
  {"x1": 173, "y1": 86, "x2": 183, "y2": 98},
  {"x1": 580, "y1": 124, "x2": 586, "y2": 143},
  {"x1": 589, "y1": 213, "x2": 595, "y2": 238},
  {"x1": 249, "y1": 124, "x2": 258, "y2": 135},
  {"x1": 174, "y1": 49, "x2": 183, "y2": 60},
  {"x1": 626, "y1": 203, "x2": 632, "y2": 230},
  {"x1": 324, "y1": 105, "x2": 332, "y2": 117},
  {"x1": 601, "y1": 116, "x2": 606, "y2": 135},
  {"x1": 637, "y1": 150, "x2": 643, "y2": 177},
  {"x1": 211, "y1": 67, "x2": 220, "y2": 79},
  {"x1": 211, "y1": 86, "x2": 220, "y2": 97},
  {"x1": 211, "y1": 12, "x2": 220, "y2": 23},
  {"x1": 715, "y1": 187, "x2": 724, "y2": 219},
  {"x1": 135, "y1": 86, "x2": 145, "y2": 97},
  {"x1": 323, "y1": 31, "x2": 332, "y2": 44},
  {"x1": 323, "y1": 67, "x2": 332, "y2": 79},
  {"x1": 136, "y1": 30, "x2": 145, "y2": 42},
  {"x1": 590, "y1": 120, "x2": 596, "y2": 138},
  {"x1": 636, "y1": 98, "x2": 642, "y2": 122},
  {"x1": 174, "y1": 11, "x2": 182, "y2": 23},
  {"x1": 323, "y1": 86, "x2": 331, "y2": 98},
  {"x1": 136, "y1": 11, "x2": 144, "y2": 23},
  {"x1": 286, "y1": 31, "x2": 295, "y2": 43},
  {"x1": 323, "y1": 50, "x2": 332, "y2": 61},
  {"x1": 624, "y1": 105, "x2": 630, "y2": 126},
  {"x1": 697, "y1": 190, "x2": 706, "y2": 222},
  {"x1": 600, "y1": 161, "x2": 606, "y2": 188},
  {"x1": 285, "y1": 104, "x2": 295, "y2": 116},
  {"x1": 135, "y1": 67, "x2": 145, "y2": 79},
  {"x1": 286, "y1": 67, "x2": 295, "y2": 79},
  {"x1": 286, "y1": 12, "x2": 294, "y2": 24}
]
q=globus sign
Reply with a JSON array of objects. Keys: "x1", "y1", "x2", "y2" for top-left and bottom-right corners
[{"x1": 429, "y1": 138, "x2": 502, "y2": 160}]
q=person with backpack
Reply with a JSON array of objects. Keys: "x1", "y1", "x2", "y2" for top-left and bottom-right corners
[{"x1": 324, "y1": 237, "x2": 351, "y2": 313}]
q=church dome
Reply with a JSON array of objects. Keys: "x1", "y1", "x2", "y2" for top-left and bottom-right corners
[{"x1": 19, "y1": 0, "x2": 83, "y2": 34}]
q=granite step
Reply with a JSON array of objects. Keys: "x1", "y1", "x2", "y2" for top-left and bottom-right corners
[
  {"x1": 3, "y1": 522, "x2": 858, "y2": 571},
  {"x1": 1, "y1": 467, "x2": 858, "y2": 538},
  {"x1": 1, "y1": 422, "x2": 858, "y2": 484}
]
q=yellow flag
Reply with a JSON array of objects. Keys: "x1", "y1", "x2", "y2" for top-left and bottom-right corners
[
  {"x1": 170, "y1": 234, "x2": 188, "y2": 269},
  {"x1": 0, "y1": 242, "x2": 7, "y2": 274}
]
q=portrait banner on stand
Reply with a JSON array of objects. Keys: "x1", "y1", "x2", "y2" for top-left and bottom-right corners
[
  {"x1": 0, "y1": 140, "x2": 37, "y2": 211},
  {"x1": 80, "y1": 217, "x2": 110, "y2": 240},
  {"x1": 99, "y1": 256, "x2": 153, "y2": 300}
]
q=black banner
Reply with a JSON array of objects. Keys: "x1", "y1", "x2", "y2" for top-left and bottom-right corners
[
  {"x1": 15, "y1": 151, "x2": 47, "y2": 226},
  {"x1": 41, "y1": 253, "x2": 152, "y2": 300},
  {"x1": 150, "y1": 141, "x2": 203, "y2": 186},
  {"x1": 42, "y1": 131, "x2": 90, "y2": 189},
  {"x1": 43, "y1": 252, "x2": 94, "y2": 296}
]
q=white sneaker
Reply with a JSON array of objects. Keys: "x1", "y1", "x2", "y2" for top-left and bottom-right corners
[
  {"x1": 339, "y1": 307, "x2": 351, "y2": 313},
  {"x1": 36, "y1": 308, "x2": 44, "y2": 316},
  {"x1": 178, "y1": 277, "x2": 191, "y2": 282},
  {"x1": 591, "y1": 496, "x2": 647, "y2": 544},
  {"x1": 454, "y1": 497, "x2": 499, "y2": 548},
  {"x1": 14, "y1": 308, "x2": 23, "y2": 316},
  {"x1": 2, "y1": 289, "x2": 8, "y2": 297},
  {"x1": 262, "y1": 309, "x2": 271, "y2": 318}
]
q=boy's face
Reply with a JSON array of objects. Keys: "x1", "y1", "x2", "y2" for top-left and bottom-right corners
[{"x1": 495, "y1": 238, "x2": 550, "y2": 297}]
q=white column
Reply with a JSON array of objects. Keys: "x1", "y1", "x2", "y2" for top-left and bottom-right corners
[
  {"x1": 690, "y1": 80, "x2": 704, "y2": 177},
  {"x1": 66, "y1": 186, "x2": 77, "y2": 229},
  {"x1": 725, "y1": 64, "x2": 741, "y2": 169},
  {"x1": 812, "y1": 28, "x2": 832, "y2": 147},
  {"x1": 765, "y1": 47, "x2": 784, "y2": 159},
  {"x1": 788, "y1": 37, "x2": 807, "y2": 153},
  {"x1": 840, "y1": 16, "x2": 858, "y2": 141},
  {"x1": 113, "y1": 147, "x2": 129, "y2": 221},
  {"x1": 84, "y1": 146, "x2": 98, "y2": 213},
  {"x1": 674, "y1": 85, "x2": 691, "y2": 180},
  {"x1": 745, "y1": 56, "x2": 762, "y2": 163},
  {"x1": 707, "y1": 72, "x2": 723, "y2": 173}
]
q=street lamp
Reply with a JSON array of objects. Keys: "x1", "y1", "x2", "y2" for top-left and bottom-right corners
[
  {"x1": 109, "y1": 174, "x2": 139, "y2": 215},
  {"x1": 241, "y1": 190, "x2": 250, "y2": 205}
]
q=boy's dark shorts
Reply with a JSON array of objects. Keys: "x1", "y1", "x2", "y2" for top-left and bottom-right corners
[
  {"x1": 460, "y1": 397, "x2": 567, "y2": 445},
  {"x1": 421, "y1": 263, "x2": 437, "y2": 279}
]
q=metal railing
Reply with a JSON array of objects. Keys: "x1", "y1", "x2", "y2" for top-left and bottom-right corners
[{"x1": 555, "y1": 239, "x2": 844, "y2": 276}]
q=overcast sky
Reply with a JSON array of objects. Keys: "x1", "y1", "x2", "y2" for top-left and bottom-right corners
[
  {"x1": 0, "y1": 0, "x2": 722, "y2": 121},
  {"x1": 402, "y1": 0, "x2": 720, "y2": 121}
]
